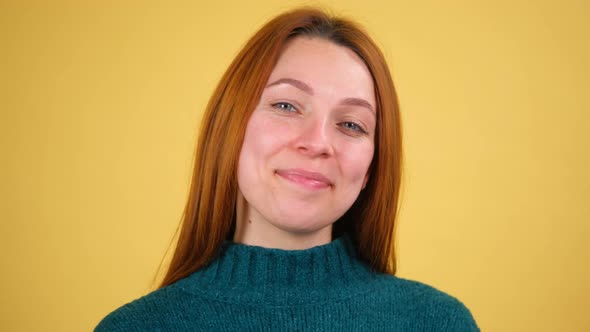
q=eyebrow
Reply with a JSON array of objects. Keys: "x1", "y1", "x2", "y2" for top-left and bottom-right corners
[
  {"x1": 267, "y1": 78, "x2": 314, "y2": 95},
  {"x1": 341, "y1": 97, "x2": 375, "y2": 115},
  {"x1": 266, "y1": 77, "x2": 376, "y2": 115}
]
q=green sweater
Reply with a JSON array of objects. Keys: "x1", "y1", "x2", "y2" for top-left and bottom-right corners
[{"x1": 95, "y1": 235, "x2": 478, "y2": 331}]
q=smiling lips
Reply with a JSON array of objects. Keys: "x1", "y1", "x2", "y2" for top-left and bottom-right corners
[{"x1": 275, "y1": 168, "x2": 332, "y2": 190}]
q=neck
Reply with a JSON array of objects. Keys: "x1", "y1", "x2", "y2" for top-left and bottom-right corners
[{"x1": 234, "y1": 192, "x2": 333, "y2": 250}]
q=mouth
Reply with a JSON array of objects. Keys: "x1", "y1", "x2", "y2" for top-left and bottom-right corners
[{"x1": 275, "y1": 168, "x2": 332, "y2": 190}]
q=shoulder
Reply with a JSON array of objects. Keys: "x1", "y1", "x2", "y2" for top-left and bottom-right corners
[
  {"x1": 370, "y1": 274, "x2": 479, "y2": 331},
  {"x1": 94, "y1": 283, "x2": 195, "y2": 332}
]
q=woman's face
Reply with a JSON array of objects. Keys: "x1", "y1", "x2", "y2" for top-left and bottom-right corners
[{"x1": 236, "y1": 37, "x2": 376, "y2": 241}]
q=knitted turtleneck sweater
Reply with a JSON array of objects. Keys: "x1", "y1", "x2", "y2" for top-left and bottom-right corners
[{"x1": 95, "y1": 235, "x2": 478, "y2": 331}]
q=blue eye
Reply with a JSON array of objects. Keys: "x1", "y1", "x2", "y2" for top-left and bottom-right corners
[
  {"x1": 272, "y1": 102, "x2": 297, "y2": 113},
  {"x1": 341, "y1": 121, "x2": 367, "y2": 134}
]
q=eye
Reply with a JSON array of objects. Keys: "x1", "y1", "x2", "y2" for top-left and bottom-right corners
[
  {"x1": 272, "y1": 102, "x2": 297, "y2": 113},
  {"x1": 340, "y1": 121, "x2": 367, "y2": 134}
]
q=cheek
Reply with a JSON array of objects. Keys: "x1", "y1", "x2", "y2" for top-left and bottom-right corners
[
  {"x1": 239, "y1": 113, "x2": 293, "y2": 170},
  {"x1": 339, "y1": 143, "x2": 374, "y2": 181},
  {"x1": 255, "y1": 112, "x2": 297, "y2": 145}
]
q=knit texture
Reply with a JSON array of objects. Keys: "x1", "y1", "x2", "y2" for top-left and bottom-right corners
[{"x1": 95, "y1": 235, "x2": 479, "y2": 331}]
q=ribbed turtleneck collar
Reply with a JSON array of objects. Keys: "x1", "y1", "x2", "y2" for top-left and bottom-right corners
[{"x1": 175, "y1": 234, "x2": 381, "y2": 306}]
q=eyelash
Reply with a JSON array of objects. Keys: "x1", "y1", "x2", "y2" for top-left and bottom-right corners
[
  {"x1": 272, "y1": 102, "x2": 298, "y2": 113},
  {"x1": 340, "y1": 121, "x2": 368, "y2": 134},
  {"x1": 271, "y1": 101, "x2": 368, "y2": 135}
]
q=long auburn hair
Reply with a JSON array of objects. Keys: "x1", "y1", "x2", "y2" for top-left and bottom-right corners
[{"x1": 158, "y1": 8, "x2": 403, "y2": 288}]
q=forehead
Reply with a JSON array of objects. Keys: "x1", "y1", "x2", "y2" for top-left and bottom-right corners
[{"x1": 267, "y1": 37, "x2": 376, "y2": 107}]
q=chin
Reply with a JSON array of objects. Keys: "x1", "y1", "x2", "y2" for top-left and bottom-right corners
[{"x1": 271, "y1": 212, "x2": 334, "y2": 234}]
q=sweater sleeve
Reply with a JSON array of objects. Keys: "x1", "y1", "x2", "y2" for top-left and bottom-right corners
[
  {"x1": 94, "y1": 293, "x2": 169, "y2": 332},
  {"x1": 427, "y1": 293, "x2": 480, "y2": 332},
  {"x1": 94, "y1": 303, "x2": 146, "y2": 332},
  {"x1": 447, "y1": 301, "x2": 479, "y2": 331},
  {"x1": 383, "y1": 276, "x2": 480, "y2": 331}
]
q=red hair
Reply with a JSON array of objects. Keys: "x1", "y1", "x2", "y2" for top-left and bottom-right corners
[{"x1": 159, "y1": 8, "x2": 403, "y2": 288}]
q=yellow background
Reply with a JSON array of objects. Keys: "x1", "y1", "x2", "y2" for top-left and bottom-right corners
[{"x1": 2, "y1": 0, "x2": 588, "y2": 331}]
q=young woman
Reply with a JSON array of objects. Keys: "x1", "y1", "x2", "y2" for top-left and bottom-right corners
[{"x1": 96, "y1": 8, "x2": 478, "y2": 331}]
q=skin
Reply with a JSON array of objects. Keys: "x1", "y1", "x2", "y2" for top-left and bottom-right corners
[{"x1": 234, "y1": 37, "x2": 376, "y2": 250}]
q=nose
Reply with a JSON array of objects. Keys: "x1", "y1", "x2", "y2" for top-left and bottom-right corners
[{"x1": 293, "y1": 115, "x2": 333, "y2": 158}]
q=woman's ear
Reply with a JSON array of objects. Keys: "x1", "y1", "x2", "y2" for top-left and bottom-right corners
[
  {"x1": 233, "y1": 189, "x2": 249, "y2": 242},
  {"x1": 362, "y1": 172, "x2": 370, "y2": 190}
]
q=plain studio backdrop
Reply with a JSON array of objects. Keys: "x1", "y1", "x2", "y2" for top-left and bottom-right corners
[{"x1": 1, "y1": 1, "x2": 588, "y2": 331}]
